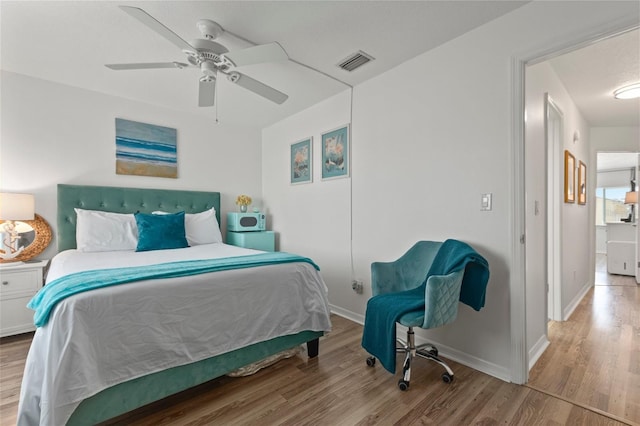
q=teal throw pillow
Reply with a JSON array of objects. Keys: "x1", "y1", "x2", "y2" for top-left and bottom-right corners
[{"x1": 134, "y1": 211, "x2": 189, "y2": 252}]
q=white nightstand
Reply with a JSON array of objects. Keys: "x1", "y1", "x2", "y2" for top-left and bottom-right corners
[{"x1": 0, "y1": 260, "x2": 47, "y2": 337}]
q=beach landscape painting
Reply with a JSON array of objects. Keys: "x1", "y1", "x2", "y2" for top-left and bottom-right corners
[{"x1": 115, "y1": 118, "x2": 177, "y2": 178}]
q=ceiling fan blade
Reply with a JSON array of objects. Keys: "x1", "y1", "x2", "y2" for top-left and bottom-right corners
[
  {"x1": 228, "y1": 72, "x2": 288, "y2": 104},
  {"x1": 105, "y1": 62, "x2": 188, "y2": 70},
  {"x1": 223, "y1": 42, "x2": 289, "y2": 67},
  {"x1": 119, "y1": 6, "x2": 196, "y2": 54},
  {"x1": 198, "y1": 78, "x2": 216, "y2": 107}
]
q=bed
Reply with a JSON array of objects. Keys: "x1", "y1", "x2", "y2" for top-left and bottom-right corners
[{"x1": 17, "y1": 184, "x2": 331, "y2": 426}]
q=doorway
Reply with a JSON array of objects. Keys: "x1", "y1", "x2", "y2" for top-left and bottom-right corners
[
  {"x1": 545, "y1": 95, "x2": 562, "y2": 322},
  {"x1": 517, "y1": 21, "x2": 639, "y2": 424},
  {"x1": 516, "y1": 22, "x2": 639, "y2": 386}
]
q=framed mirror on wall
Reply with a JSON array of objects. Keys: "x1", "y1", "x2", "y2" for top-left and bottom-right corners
[{"x1": 0, "y1": 214, "x2": 52, "y2": 263}]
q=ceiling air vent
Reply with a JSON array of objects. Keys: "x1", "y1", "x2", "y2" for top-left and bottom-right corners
[{"x1": 337, "y1": 51, "x2": 374, "y2": 72}]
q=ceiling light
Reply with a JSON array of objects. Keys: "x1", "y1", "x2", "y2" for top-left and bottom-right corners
[{"x1": 613, "y1": 83, "x2": 640, "y2": 99}]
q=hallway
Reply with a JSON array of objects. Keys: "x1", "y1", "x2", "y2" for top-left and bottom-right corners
[{"x1": 528, "y1": 254, "x2": 639, "y2": 425}]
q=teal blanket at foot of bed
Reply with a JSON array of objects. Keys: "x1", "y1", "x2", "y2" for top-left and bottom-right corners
[
  {"x1": 361, "y1": 239, "x2": 489, "y2": 374},
  {"x1": 28, "y1": 252, "x2": 320, "y2": 328}
]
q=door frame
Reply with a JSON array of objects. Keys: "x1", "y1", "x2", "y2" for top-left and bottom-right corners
[
  {"x1": 545, "y1": 94, "x2": 564, "y2": 321},
  {"x1": 510, "y1": 21, "x2": 639, "y2": 384}
]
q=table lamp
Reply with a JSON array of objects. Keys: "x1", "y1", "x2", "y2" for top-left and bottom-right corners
[
  {"x1": 0, "y1": 193, "x2": 35, "y2": 262},
  {"x1": 624, "y1": 191, "x2": 637, "y2": 223}
]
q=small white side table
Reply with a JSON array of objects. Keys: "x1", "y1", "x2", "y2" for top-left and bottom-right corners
[{"x1": 0, "y1": 260, "x2": 47, "y2": 337}]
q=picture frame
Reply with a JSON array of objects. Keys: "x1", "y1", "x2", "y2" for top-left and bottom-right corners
[
  {"x1": 578, "y1": 160, "x2": 586, "y2": 205},
  {"x1": 564, "y1": 150, "x2": 575, "y2": 203},
  {"x1": 290, "y1": 137, "x2": 313, "y2": 184},
  {"x1": 115, "y1": 118, "x2": 177, "y2": 179},
  {"x1": 321, "y1": 124, "x2": 350, "y2": 180}
]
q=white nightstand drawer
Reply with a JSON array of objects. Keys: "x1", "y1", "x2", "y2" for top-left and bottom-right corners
[
  {"x1": 0, "y1": 269, "x2": 42, "y2": 298},
  {"x1": 0, "y1": 295, "x2": 36, "y2": 337},
  {"x1": 0, "y1": 260, "x2": 46, "y2": 337}
]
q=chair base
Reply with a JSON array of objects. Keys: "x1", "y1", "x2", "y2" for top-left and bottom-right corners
[{"x1": 367, "y1": 326, "x2": 454, "y2": 391}]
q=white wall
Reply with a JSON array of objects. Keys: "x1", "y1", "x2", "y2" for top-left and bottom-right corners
[
  {"x1": 1, "y1": 71, "x2": 263, "y2": 260},
  {"x1": 591, "y1": 127, "x2": 639, "y2": 153},
  {"x1": 525, "y1": 61, "x2": 592, "y2": 362},
  {"x1": 261, "y1": 90, "x2": 353, "y2": 315},
  {"x1": 262, "y1": 1, "x2": 639, "y2": 382}
]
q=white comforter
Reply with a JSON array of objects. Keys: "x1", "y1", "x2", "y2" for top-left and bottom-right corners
[{"x1": 17, "y1": 244, "x2": 332, "y2": 426}]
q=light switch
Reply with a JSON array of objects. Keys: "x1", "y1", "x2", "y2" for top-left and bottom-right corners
[{"x1": 481, "y1": 193, "x2": 492, "y2": 211}]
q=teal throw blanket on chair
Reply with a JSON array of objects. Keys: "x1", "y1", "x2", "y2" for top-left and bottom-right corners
[
  {"x1": 28, "y1": 252, "x2": 320, "y2": 328},
  {"x1": 427, "y1": 239, "x2": 489, "y2": 311},
  {"x1": 361, "y1": 239, "x2": 489, "y2": 374}
]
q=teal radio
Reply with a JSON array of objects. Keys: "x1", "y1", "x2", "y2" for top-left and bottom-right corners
[{"x1": 227, "y1": 212, "x2": 266, "y2": 232}]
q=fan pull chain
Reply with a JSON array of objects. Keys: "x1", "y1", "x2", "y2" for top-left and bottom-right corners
[{"x1": 215, "y1": 85, "x2": 219, "y2": 124}]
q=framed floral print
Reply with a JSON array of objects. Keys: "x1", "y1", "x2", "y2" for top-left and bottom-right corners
[
  {"x1": 578, "y1": 160, "x2": 586, "y2": 205},
  {"x1": 291, "y1": 137, "x2": 312, "y2": 184},
  {"x1": 321, "y1": 124, "x2": 350, "y2": 180},
  {"x1": 564, "y1": 150, "x2": 575, "y2": 203}
]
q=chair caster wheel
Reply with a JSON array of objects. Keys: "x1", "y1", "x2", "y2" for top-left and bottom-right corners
[
  {"x1": 398, "y1": 380, "x2": 409, "y2": 391},
  {"x1": 442, "y1": 372, "x2": 454, "y2": 384},
  {"x1": 366, "y1": 356, "x2": 376, "y2": 367}
]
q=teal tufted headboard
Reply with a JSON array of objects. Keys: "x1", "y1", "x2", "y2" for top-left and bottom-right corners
[{"x1": 57, "y1": 184, "x2": 221, "y2": 252}]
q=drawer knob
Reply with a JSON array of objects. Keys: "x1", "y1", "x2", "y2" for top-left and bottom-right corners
[{"x1": 2, "y1": 281, "x2": 8, "y2": 285}]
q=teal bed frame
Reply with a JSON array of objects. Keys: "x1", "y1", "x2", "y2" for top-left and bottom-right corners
[{"x1": 55, "y1": 184, "x2": 323, "y2": 425}]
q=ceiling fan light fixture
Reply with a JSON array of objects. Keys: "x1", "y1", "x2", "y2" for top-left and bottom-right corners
[
  {"x1": 200, "y1": 61, "x2": 218, "y2": 77},
  {"x1": 613, "y1": 83, "x2": 640, "y2": 99},
  {"x1": 110, "y1": 7, "x2": 289, "y2": 107}
]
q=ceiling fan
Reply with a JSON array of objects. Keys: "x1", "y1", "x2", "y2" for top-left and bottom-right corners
[{"x1": 105, "y1": 6, "x2": 289, "y2": 107}]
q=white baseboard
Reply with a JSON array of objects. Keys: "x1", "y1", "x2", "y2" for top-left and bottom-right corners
[
  {"x1": 329, "y1": 305, "x2": 511, "y2": 383},
  {"x1": 563, "y1": 281, "x2": 592, "y2": 321},
  {"x1": 411, "y1": 331, "x2": 511, "y2": 382},
  {"x1": 528, "y1": 334, "x2": 550, "y2": 371},
  {"x1": 329, "y1": 304, "x2": 364, "y2": 325}
]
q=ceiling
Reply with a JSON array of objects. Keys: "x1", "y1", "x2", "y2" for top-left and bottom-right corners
[
  {"x1": 597, "y1": 152, "x2": 638, "y2": 172},
  {"x1": 547, "y1": 27, "x2": 640, "y2": 128},
  {"x1": 544, "y1": 27, "x2": 640, "y2": 172},
  {"x1": 1, "y1": 1, "x2": 529, "y2": 128},
  {"x1": 0, "y1": 1, "x2": 638, "y2": 133}
]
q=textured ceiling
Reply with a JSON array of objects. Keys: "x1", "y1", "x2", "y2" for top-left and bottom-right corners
[{"x1": 548, "y1": 28, "x2": 640, "y2": 128}]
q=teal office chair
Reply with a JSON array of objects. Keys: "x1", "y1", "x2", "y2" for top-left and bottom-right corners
[{"x1": 362, "y1": 240, "x2": 489, "y2": 391}]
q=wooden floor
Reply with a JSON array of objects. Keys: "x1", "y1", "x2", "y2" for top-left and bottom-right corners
[
  {"x1": 528, "y1": 254, "x2": 640, "y2": 426},
  {"x1": 1, "y1": 255, "x2": 637, "y2": 425}
]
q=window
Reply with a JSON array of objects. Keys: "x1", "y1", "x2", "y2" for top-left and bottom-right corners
[{"x1": 595, "y1": 186, "x2": 630, "y2": 225}]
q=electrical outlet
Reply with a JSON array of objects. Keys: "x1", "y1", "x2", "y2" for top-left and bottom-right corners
[{"x1": 351, "y1": 280, "x2": 363, "y2": 294}]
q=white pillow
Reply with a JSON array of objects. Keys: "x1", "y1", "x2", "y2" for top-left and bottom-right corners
[
  {"x1": 152, "y1": 207, "x2": 222, "y2": 246},
  {"x1": 75, "y1": 208, "x2": 138, "y2": 252}
]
